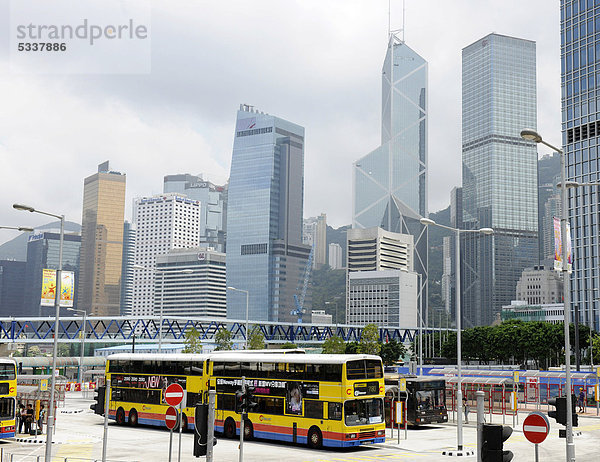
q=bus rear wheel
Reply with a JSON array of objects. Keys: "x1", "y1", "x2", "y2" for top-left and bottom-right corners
[
  {"x1": 116, "y1": 408, "x2": 125, "y2": 425},
  {"x1": 129, "y1": 408, "x2": 138, "y2": 427},
  {"x1": 307, "y1": 426, "x2": 322, "y2": 449},
  {"x1": 243, "y1": 420, "x2": 253, "y2": 440},
  {"x1": 223, "y1": 418, "x2": 236, "y2": 438}
]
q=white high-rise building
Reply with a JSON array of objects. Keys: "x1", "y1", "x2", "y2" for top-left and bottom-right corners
[
  {"x1": 303, "y1": 214, "x2": 327, "y2": 269},
  {"x1": 132, "y1": 193, "x2": 201, "y2": 318},
  {"x1": 328, "y1": 243, "x2": 343, "y2": 270}
]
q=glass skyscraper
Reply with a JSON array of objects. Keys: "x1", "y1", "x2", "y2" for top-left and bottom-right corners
[
  {"x1": 227, "y1": 105, "x2": 311, "y2": 322},
  {"x1": 461, "y1": 33, "x2": 539, "y2": 326},
  {"x1": 560, "y1": 1, "x2": 600, "y2": 330},
  {"x1": 352, "y1": 32, "x2": 428, "y2": 311},
  {"x1": 24, "y1": 232, "x2": 81, "y2": 316},
  {"x1": 78, "y1": 161, "x2": 126, "y2": 317}
]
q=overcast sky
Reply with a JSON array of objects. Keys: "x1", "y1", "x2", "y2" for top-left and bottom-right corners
[{"x1": 0, "y1": 0, "x2": 561, "y2": 245}]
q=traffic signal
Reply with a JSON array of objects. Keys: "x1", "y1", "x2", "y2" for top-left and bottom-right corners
[
  {"x1": 548, "y1": 396, "x2": 567, "y2": 425},
  {"x1": 245, "y1": 386, "x2": 258, "y2": 413},
  {"x1": 235, "y1": 389, "x2": 245, "y2": 414},
  {"x1": 570, "y1": 394, "x2": 578, "y2": 427},
  {"x1": 481, "y1": 423, "x2": 513, "y2": 462},
  {"x1": 193, "y1": 403, "x2": 208, "y2": 457},
  {"x1": 90, "y1": 386, "x2": 105, "y2": 415}
]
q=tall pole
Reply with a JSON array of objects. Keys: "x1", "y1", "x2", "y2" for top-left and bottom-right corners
[
  {"x1": 418, "y1": 273, "x2": 423, "y2": 374},
  {"x1": 455, "y1": 229, "x2": 464, "y2": 451},
  {"x1": 158, "y1": 270, "x2": 164, "y2": 353},
  {"x1": 560, "y1": 143, "x2": 576, "y2": 461},
  {"x1": 245, "y1": 290, "x2": 249, "y2": 350},
  {"x1": 45, "y1": 214, "x2": 63, "y2": 461},
  {"x1": 79, "y1": 310, "x2": 86, "y2": 384}
]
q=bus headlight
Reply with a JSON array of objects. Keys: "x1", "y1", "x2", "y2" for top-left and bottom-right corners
[
  {"x1": 377, "y1": 430, "x2": 385, "y2": 436},
  {"x1": 346, "y1": 433, "x2": 357, "y2": 439}
]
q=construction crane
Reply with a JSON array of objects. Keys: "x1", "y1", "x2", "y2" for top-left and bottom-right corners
[{"x1": 291, "y1": 245, "x2": 314, "y2": 323}]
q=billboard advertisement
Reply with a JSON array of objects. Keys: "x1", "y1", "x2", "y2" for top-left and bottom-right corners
[
  {"x1": 40, "y1": 269, "x2": 75, "y2": 307},
  {"x1": 553, "y1": 217, "x2": 572, "y2": 274}
]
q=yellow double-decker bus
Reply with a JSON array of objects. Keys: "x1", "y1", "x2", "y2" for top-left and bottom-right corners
[
  {"x1": 209, "y1": 353, "x2": 386, "y2": 448},
  {"x1": 0, "y1": 359, "x2": 17, "y2": 438},
  {"x1": 105, "y1": 354, "x2": 209, "y2": 430}
]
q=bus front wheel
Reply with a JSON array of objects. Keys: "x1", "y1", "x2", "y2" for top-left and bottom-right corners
[
  {"x1": 307, "y1": 426, "x2": 322, "y2": 449},
  {"x1": 223, "y1": 418, "x2": 236, "y2": 438},
  {"x1": 116, "y1": 408, "x2": 125, "y2": 425}
]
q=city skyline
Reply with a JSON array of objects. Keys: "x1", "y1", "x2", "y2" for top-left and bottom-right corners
[{"x1": 0, "y1": 1, "x2": 561, "y2": 245}]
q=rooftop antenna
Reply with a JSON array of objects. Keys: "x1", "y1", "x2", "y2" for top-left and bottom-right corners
[
  {"x1": 402, "y1": 0, "x2": 405, "y2": 42},
  {"x1": 388, "y1": 0, "x2": 391, "y2": 38},
  {"x1": 389, "y1": 0, "x2": 406, "y2": 43}
]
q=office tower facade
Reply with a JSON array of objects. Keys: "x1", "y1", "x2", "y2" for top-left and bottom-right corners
[
  {"x1": 302, "y1": 214, "x2": 327, "y2": 269},
  {"x1": 346, "y1": 227, "x2": 418, "y2": 327},
  {"x1": 560, "y1": 0, "x2": 600, "y2": 329},
  {"x1": 461, "y1": 33, "x2": 539, "y2": 326},
  {"x1": 227, "y1": 104, "x2": 311, "y2": 322},
  {"x1": 516, "y1": 266, "x2": 563, "y2": 305},
  {"x1": 347, "y1": 227, "x2": 413, "y2": 272},
  {"x1": 132, "y1": 194, "x2": 201, "y2": 319},
  {"x1": 24, "y1": 232, "x2": 81, "y2": 316},
  {"x1": 352, "y1": 31, "x2": 428, "y2": 310},
  {"x1": 163, "y1": 174, "x2": 228, "y2": 252},
  {"x1": 328, "y1": 243, "x2": 343, "y2": 270},
  {"x1": 0, "y1": 260, "x2": 26, "y2": 317},
  {"x1": 78, "y1": 162, "x2": 126, "y2": 317},
  {"x1": 155, "y1": 248, "x2": 226, "y2": 318},
  {"x1": 119, "y1": 221, "x2": 136, "y2": 316}
]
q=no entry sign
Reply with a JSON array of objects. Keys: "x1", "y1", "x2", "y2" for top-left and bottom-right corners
[
  {"x1": 523, "y1": 411, "x2": 550, "y2": 444},
  {"x1": 165, "y1": 406, "x2": 178, "y2": 430},
  {"x1": 165, "y1": 383, "x2": 184, "y2": 407}
]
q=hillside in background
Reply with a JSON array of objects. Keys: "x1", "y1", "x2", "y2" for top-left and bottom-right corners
[{"x1": 0, "y1": 221, "x2": 81, "y2": 261}]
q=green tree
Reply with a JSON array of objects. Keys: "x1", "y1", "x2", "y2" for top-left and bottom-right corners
[
  {"x1": 280, "y1": 342, "x2": 297, "y2": 349},
  {"x1": 57, "y1": 344, "x2": 71, "y2": 357},
  {"x1": 358, "y1": 324, "x2": 381, "y2": 355},
  {"x1": 322, "y1": 335, "x2": 346, "y2": 354},
  {"x1": 183, "y1": 327, "x2": 202, "y2": 353},
  {"x1": 214, "y1": 327, "x2": 233, "y2": 351},
  {"x1": 345, "y1": 341, "x2": 359, "y2": 354},
  {"x1": 27, "y1": 346, "x2": 42, "y2": 357},
  {"x1": 248, "y1": 327, "x2": 266, "y2": 350},
  {"x1": 379, "y1": 339, "x2": 406, "y2": 366}
]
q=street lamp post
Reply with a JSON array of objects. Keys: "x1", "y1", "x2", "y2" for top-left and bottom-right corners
[
  {"x1": 520, "y1": 128, "x2": 576, "y2": 461},
  {"x1": 0, "y1": 226, "x2": 34, "y2": 232},
  {"x1": 227, "y1": 287, "x2": 249, "y2": 349},
  {"x1": 13, "y1": 203, "x2": 63, "y2": 462},
  {"x1": 420, "y1": 217, "x2": 493, "y2": 456},
  {"x1": 67, "y1": 308, "x2": 87, "y2": 384}
]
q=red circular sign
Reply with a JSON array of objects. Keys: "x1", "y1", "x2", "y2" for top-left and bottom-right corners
[
  {"x1": 523, "y1": 412, "x2": 549, "y2": 444},
  {"x1": 165, "y1": 383, "x2": 184, "y2": 407},
  {"x1": 165, "y1": 406, "x2": 178, "y2": 430}
]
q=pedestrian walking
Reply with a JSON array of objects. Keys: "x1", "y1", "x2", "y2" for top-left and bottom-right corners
[
  {"x1": 578, "y1": 388, "x2": 585, "y2": 413},
  {"x1": 17, "y1": 403, "x2": 25, "y2": 434},
  {"x1": 19, "y1": 404, "x2": 27, "y2": 433},
  {"x1": 463, "y1": 396, "x2": 469, "y2": 424},
  {"x1": 38, "y1": 405, "x2": 45, "y2": 434},
  {"x1": 24, "y1": 404, "x2": 34, "y2": 434}
]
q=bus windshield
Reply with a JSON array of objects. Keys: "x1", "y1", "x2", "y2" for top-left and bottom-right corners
[
  {"x1": 344, "y1": 398, "x2": 384, "y2": 426},
  {"x1": 0, "y1": 364, "x2": 15, "y2": 381},
  {"x1": 416, "y1": 389, "x2": 445, "y2": 410}
]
